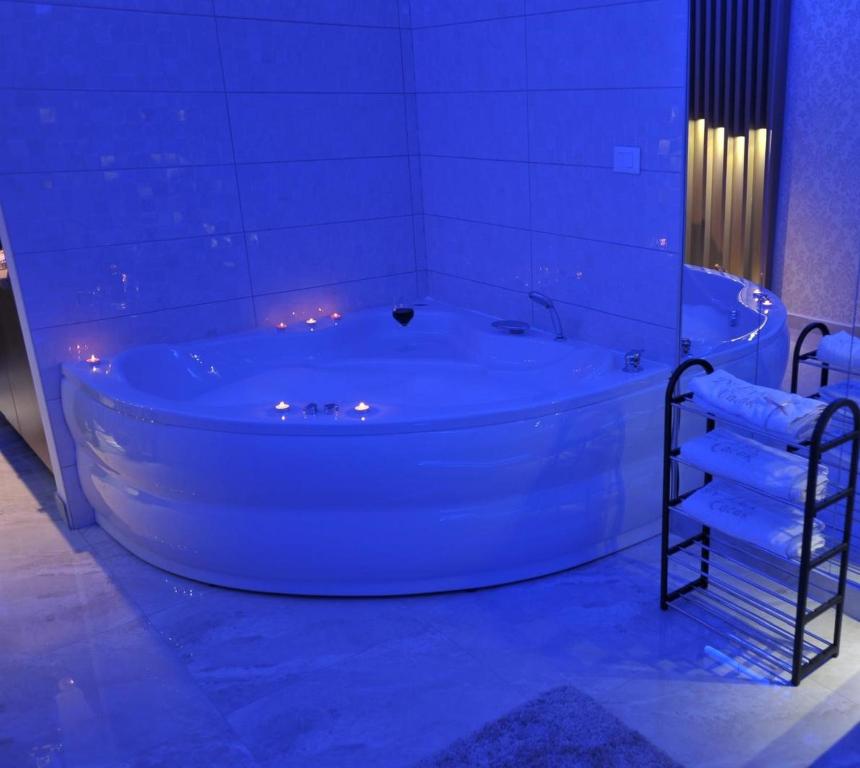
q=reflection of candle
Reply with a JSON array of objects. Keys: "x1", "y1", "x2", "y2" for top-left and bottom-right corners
[
  {"x1": 330, "y1": 312, "x2": 342, "y2": 322},
  {"x1": 354, "y1": 401, "x2": 370, "y2": 413},
  {"x1": 276, "y1": 321, "x2": 287, "y2": 331},
  {"x1": 85, "y1": 354, "x2": 101, "y2": 365},
  {"x1": 274, "y1": 401, "x2": 291, "y2": 411}
]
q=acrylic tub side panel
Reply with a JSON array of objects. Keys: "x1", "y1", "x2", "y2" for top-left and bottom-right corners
[{"x1": 62, "y1": 374, "x2": 665, "y2": 595}]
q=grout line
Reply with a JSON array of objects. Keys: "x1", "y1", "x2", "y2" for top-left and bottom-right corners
[
  {"x1": 209, "y1": 7, "x2": 258, "y2": 326},
  {"x1": 408, "y1": 0, "x2": 659, "y2": 30},
  {"x1": 396, "y1": 4, "x2": 422, "y2": 297},
  {"x1": 0, "y1": 155, "x2": 412, "y2": 178},
  {"x1": 427, "y1": 270, "x2": 678, "y2": 331},
  {"x1": 248, "y1": 271, "x2": 418, "y2": 300},
  {"x1": 522, "y1": 0, "x2": 536, "y2": 323},
  {"x1": 0, "y1": 84, "x2": 684, "y2": 96},
  {"x1": 30, "y1": 294, "x2": 254, "y2": 332},
  {"x1": 422, "y1": 213, "x2": 681, "y2": 255},
  {"x1": 13, "y1": 215, "x2": 414, "y2": 258},
  {"x1": 2, "y1": 0, "x2": 404, "y2": 28},
  {"x1": 0, "y1": 154, "x2": 682, "y2": 178},
  {"x1": 29, "y1": 273, "x2": 417, "y2": 332}
]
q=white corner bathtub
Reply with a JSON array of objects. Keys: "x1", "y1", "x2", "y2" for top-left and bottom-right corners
[
  {"x1": 682, "y1": 264, "x2": 789, "y2": 387},
  {"x1": 62, "y1": 302, "x2": 670, "y2": 595}
]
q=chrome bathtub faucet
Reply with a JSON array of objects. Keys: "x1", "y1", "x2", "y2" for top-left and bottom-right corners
[
  {"x1": 623, "y1": 349, "x2": 644, "y2": 372},
  {"x1": 528, "y1": 291, "x2": 565, "y2": 340}
]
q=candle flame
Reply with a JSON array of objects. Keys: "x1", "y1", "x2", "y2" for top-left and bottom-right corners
[
  {"x1": 85, "y1": 354, "x2": 101, "y2": 365},
  {"x1": 276, "y1": 321, "x2": 287, "y2": 330},
  {"x1": 274, "y1": 401, "x2": 291, "y2": 411},
  {"x1": 354, "y1": 401, "x2": 370, "y2": 413}
]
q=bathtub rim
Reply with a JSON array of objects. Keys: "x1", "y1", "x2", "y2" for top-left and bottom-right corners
[{"x1": 61, "y1": 319, "x2": 671, "y2": 436}]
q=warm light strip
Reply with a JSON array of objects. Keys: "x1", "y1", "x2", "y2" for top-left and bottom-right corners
[{"x1": 685, "y1": 121, "x2": 770, "y2": 282}]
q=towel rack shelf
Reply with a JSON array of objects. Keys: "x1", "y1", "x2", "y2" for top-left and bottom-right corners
[
  {"x1": 791, "y1": 322, "x2": 860, "y2": 589},
  {"x1": 661, "y1": 358, "x2": 860, "y2": 686}
]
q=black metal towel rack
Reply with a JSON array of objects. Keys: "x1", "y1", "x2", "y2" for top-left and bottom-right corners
[{"x1": 661, "y1": 357, "x2": 860, "y2": 685}]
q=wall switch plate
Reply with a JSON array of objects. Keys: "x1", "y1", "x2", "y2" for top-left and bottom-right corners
[{"x1": 613, "y1": 145, "x2": 641, "y2": 174}]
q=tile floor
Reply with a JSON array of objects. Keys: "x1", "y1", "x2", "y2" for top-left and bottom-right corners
[{"x1": 1, "y1": 417, "x2": 859, "y2": 768}]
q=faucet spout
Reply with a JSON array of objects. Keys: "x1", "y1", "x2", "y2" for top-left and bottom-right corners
[{"x1": 528, "y1": 291, "x2": 565, "y2": 340}]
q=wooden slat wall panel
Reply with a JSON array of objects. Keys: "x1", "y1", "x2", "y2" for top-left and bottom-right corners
[{"x1": 686, "y1": 0, "x2": 787, "y2": 284}]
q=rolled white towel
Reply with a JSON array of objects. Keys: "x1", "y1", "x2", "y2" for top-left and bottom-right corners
[
  {"x1": 817, "y1": 331, "x2": 860, "y2": 373},
  {"x1": 681, "y1": 429, "x2": 828, "y2": 503},
  {"x1": 689, "y1": 369, "x2": 825, "y2": 442},
  {"x1": 678, "y1": 479, "x2": 825, "y2": 559}
]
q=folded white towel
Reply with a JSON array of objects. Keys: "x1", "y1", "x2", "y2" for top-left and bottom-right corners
[
  {"x1": 819, "y1": 380, "x2": 860, "y2": 407},
  {"x1": 678, "y1": 480, "x2": 825, "y2": 559},
  {"x1": 681, "y1": 429, "x2": 828, "y2": 503},
  {"x1": 819, "y1": 382, "x2": 860, "y2": 432},
  {"x1": 689, "y1": 369, "x2": 825, "y2": 442},
  {"x1": 817, "y1": 331, "x2": 860, "y2": 373}
]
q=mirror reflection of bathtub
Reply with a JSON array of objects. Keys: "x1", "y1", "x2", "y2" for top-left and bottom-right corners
[
  {"x1": 60, "y1": 267, "x2": 789, "y2": 596},
  {"x1": 682, "y1": 264, "x2": 789, "y2": 387}
]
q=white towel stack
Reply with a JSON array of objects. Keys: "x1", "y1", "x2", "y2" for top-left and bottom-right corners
[
  {"x1": 689, "y1": 369, "x2": 825, "y2": 442},
  {"x1": 817, "y1": 331, "x2": 860, "y2": 374},
  {"x1": 681, "y1": 429, "x2": 828, "y2": 503},
  {"x1": 678, "y1": 480, "x2": 825, "y2": 559}
]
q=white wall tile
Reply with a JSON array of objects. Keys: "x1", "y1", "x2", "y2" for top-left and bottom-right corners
[
  {"x1": 412, "y1": 17, "x2": 527, "y2": 92},
  {"x1": 421, "y1": 157, "x2": 530, "y2": 229},
  {"x1": 247, "y1": 217, "x2": 414, "y2": 294},
  {"x1": 218, "y1": 17, "x2": 404, "y2": 92},
  {"x1": 16, "y1": 235, "x2": 252, "y2": 329},
  {"x1": 526, "y1": 1, "x2": 687, "y2": 90},
  {"x1": 1, "y1": 166, "x2": 242, "y2": 253},
  {"x1": 530, "y1": 163, "x2": 683, "y2": 251},
  {"x1": 411, "y1": 0, "x2": 522, "y2": 27},
  {"x1": 427, "y1": 272, "x2": 532, "y2": 322},
  {"x1": 0, "y1": 90, "x2": 233, "y2": 173},
  {"x1": 0, "y1": 2, "x2": 222, "y2": 91},
  {"x1": 213, "y1": 0, "x2": 399, "y2": 26},
  {"x1": 228, "y1": 93, "x2": 407, "y2": 163},
  {"x1": 532, "y1": 231, "x2": 681, "y2": 328},
  {"x1": 424, "y1": 215, "x2": 531, "y2": 292},
  {"x1": 253, "y1": 273, "x2": 420, "y2": 327},
  {"x1": 237, "y1": 157, "x2": 412, "y2": 231},
  {"x1": 528, "y1": 88, "x2": 685, "y2": 172},
  {"x1": 417, "y1": 93, "x2": 529, "y2": 161}
]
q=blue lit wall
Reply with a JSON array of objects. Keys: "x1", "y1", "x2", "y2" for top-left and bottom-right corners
[
  {"x1": 0, "y1": 0, "x2": 689, "y2": 525},
  {"x1": 0, "y1": 0, "x2": 419, "y2": 523},
  {"x1": 772, "y1": 0, "x2": 860, "y2": 330},
  {"x1": 408, "y1": 0, "x2": 688, "y2": 361}
]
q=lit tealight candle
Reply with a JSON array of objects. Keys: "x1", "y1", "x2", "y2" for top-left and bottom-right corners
[
  {"x1": 330, "y1": 312, "x2": 342, "y2": 322},
  {"x1": 85, "y1": 354, "x2": 101, "y2": 365},
  {"x1": 276, "y1": 321, "x2": 287, "y2": 331},
  {"x1": 274, "y1": 401, "x2": 291, "y2": 412},
  {"x1": 305, "y1": 317, "x2": 318, "y2": 330},
  {"x1": 354, "y1": 401, "x2": 371, "y2": 413}
]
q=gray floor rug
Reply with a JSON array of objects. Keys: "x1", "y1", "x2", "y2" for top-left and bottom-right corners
[{"x1": 417, "y1": 685, "x2": 682, "y2": 768}]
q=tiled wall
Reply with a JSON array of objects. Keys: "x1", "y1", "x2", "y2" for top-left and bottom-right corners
[
  {"x1": 0, "y1": 0, "x2": 418, "y2": 525},
  {"x1": 1, "y1": 0, "x2": 689, "y2": 527},
  {"x1": 772, "y1": 0, "x2": 860, "y2": 330},
  {"x1": 407, "y1": 0, "x2": 688, "y2": 360}
]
